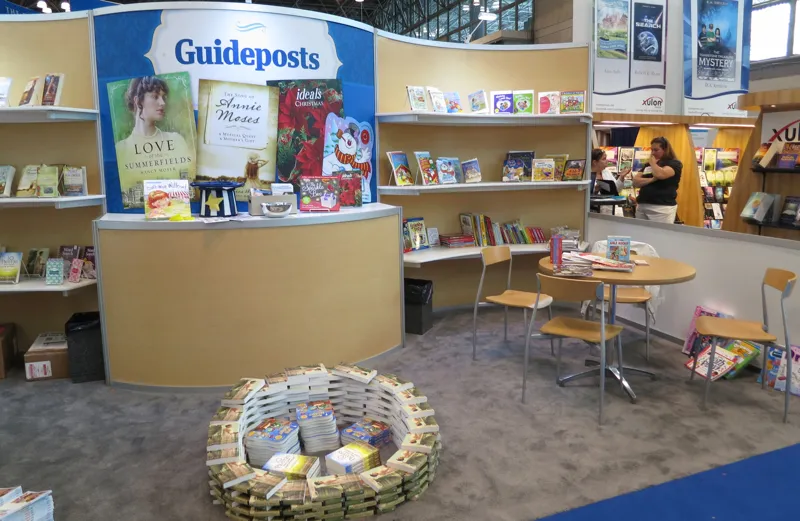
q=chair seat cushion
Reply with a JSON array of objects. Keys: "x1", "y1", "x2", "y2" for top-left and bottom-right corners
[
  {"x1": 541, "y1": 316, "x2": 624, "y2": 343},
  {"x1": 603, "y1": 286, "x2": 652, "y2": 304},
  {"x1": 486, "y1": 290, "x2": 553, "y2": 309},
  {"x1": 694, "y1": 316, "x2": 778, "y2": 343}
]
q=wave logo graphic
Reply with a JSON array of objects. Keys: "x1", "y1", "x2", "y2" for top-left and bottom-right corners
[
  {"x1": 642, "y1": 96, "x2": 663, "y2": 107},
  {"x1": 768, "y1": 118, "x2": 800, "y2": 143},
  {"x1": 236, "y1": 22, "x2": 267, "y2": 33}
]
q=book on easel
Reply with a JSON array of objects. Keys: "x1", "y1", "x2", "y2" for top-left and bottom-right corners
[
  {"x1": 386, "y1": 151, "x2": 414, "y2": 186},
  {"x1": 414, "y1": 151, "x2": 439, "y2": 185}
]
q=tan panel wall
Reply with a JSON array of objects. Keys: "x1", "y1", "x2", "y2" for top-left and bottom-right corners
[
  {"x1": 376, "y1": 37, "x2": 589, "y2": 113},
  {"x1": 99, "y1": 216, "x2": 403, "y2": 387},
  {"x1": 0, "y1": 122, "x2": 101, "y2": 194},
  {"x1": 0, "y1": 207, "x2": 101, "y2": 348},
  {"x1": 533, "y1": 0, "x2": 573, "y2": 44},
  {"x1": 0, "y1": 17, "x2": 95, "y2": 109}
]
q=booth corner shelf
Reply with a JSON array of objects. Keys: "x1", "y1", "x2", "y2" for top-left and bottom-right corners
[
  {"x1": 0, "y1": 278, "x2": 97, "y2": 296},
  {"x1": 379, "y1": 180, "x2": 590, "y2": 196},
  {"x1": 0, "y1": 195, "x2": 106, "y2": 210},
  {"x1": 376, "y1": 111, "x2": 593, "y2": 126},
  {"x1": 751, "y1": 166, "x2": 800, "y2": 174},
  {"x1": 0, "y1": 106, "x2": 99, "y2": 124}
]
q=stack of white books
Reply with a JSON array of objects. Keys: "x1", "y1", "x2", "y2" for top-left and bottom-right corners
[
  {"x1": 264, "y1": 453, "x2": 321, "y2": 480},
  {"x1": 331, "y1": 363, "x2": 377, "y2": 384},
  {"x1": 244, "y1": 417, "x2": 300, "y2": 468},
  {"x1": 0, "y1": 490, "x2": 54, "y2": 521},
  {"x1": 208, "y1": 377, "x2": 265, "y2": 467},
  {"x1": 296, "y1": 400, "x2": 340, "y2": 453},
  {"x1": 325, "y1": 440, "x2": 381, "y2": 475}
]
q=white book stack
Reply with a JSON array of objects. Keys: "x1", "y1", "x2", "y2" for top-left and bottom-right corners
[
  {"x1": 325, "y1": 440, "x2": 381, "y2": 475},
  {"x1": 296, "y1": 400, "x2": 340, "y2": 453},
  {"x1": 0, "y1": 490, "x2": 54, "y2": 521},
  {"x1": 209, "y1": 377, "x2": 265, "y2": 467},
  {"x1": 244, "y1": 417, "x2": 301, "y2": 468},
  {"x1": 264, "y1": 453, "x2": 321, "y2": 480}
]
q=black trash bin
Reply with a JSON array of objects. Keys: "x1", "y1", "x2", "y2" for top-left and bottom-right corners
[
  {"x1": 404, "y1": 278, "x2": 433, "y2": 335},
  {"x1": 65, "y1": 312, "x2": 104, "y2": 383}
]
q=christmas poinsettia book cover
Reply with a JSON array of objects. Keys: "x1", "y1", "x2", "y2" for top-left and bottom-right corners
[
  {"x1": 267, "y1": 79, "x2": 344, "y2": 188},
  {"x1": 299, "y1": 176, "x2": 341, "y2": 212},
  {"x1": 339, "y1": 170, "x2": 363, "y2": 207}
]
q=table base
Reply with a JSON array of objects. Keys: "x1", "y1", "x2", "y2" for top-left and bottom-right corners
[{"x1": 557, "y1": 360, "x2": 656, "y2": 404}]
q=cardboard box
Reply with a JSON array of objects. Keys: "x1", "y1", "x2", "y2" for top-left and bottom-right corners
[
  {"x1": 0, "y1": 323, "x2": 17, "y2": 379},
  {"x1": 24, "y1": 332, "x2": 69, "y2": 381}
]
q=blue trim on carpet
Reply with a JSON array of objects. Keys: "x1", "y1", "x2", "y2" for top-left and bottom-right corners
[{"x1": 541, "y1": 443, "x2": 800, "y2": 521}]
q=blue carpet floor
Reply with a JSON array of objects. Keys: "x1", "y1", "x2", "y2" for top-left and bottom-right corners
[{"x1": 541, "y1": 443, "x2": 800, "y2": 521}]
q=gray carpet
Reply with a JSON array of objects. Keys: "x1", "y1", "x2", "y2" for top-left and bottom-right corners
[{"x1": 2, "y1": 306, "x2": 800, "y2": 521}]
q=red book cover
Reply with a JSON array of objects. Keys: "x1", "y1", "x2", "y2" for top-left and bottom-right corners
[
  {"x1": 299, "y1": 176, "x2": 340, "y2": 212},
  {"x1": 485, "y1": 216, "x2": 495, "y2": 246},
  {"x1": 339, "y1": 170, "x2": 362, "y2": 207}
]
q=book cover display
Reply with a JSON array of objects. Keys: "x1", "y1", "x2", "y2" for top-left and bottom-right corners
[
  {"x1": 18, "y1": 77, "x2": 42, "y2": 107},
  {"x1": 427, "y1": 87, "x2": 447, "y2": 113},
  {"x1": 503, "y1": 158, "x2": 525, "y2": 182},
  {"x1": 460, "y1": 158, "x2": 482, "y2": 183},
  {"x1": 545, "y1": 154, "x2": 569, "y2": 181},
  {"x1": 435, "y1": 158, "x2": 459, "y2": 184},
  {"x1": 538, "y1": 92, "x2": 560, "y2": 114},
  {"x1": 491, "y1": 91, "x2": 513, "y2": 114},
  {"x1": 633, "y1": 2, "x2": 663, "y2": 63},
  {"x1": 406, "y1": 86, "x2": 427, "y2": 111},
  {"x1": 443, "y1": 92, "x2": 463, "y2": 113},
  {"x1": 387, "y1": 151, "x2": 414, "y2": 186},
  {"x1": 696, "y1": 0, "x2": 738, "y2": 83},
  {"x1": 563, "y1": 159, "x2": 586, "y2": 181},
  {"x1": 532, "y1": 158, "x2": 555, "y2": 181},
  {"x1": 560, "y1": 91, "x2": 586, "y2": 113},
  {"x1": 403, "y1": 218, "x2": 429, "y2": 252},
  {"x1": 143, "y1": 179, "x2": 192, "y2": 220},
  {"x1": 299, "y1": 176, "x2": 340, "y2": 212},
  {"x1": 0, "y1": 252, "x2": 22, "y2": 284},
  {"x1": 42, "y1": 73, "x2": 65, "y2": 106},
  {"x1": 513, "y1": 90, "x2": 534, "y2": 114},
  {"x1": 597, "y1": 0, "x2": 630, "y2": 59},
  {"x1": 468, "y1": 90, "x2": 489, "y2": 114},
  {"x1": 507, "y1": 151, "x2": 534, "y2": 181},
  {"x1": 195, "y1": 79, "x2": 279, "y2": 202},
  {"x1": 600, "y1": 146, "x2": 619, "y2": 172},
  {"x1": 106, "y1": 72, "x2": 197, "y2": 209},
  {"x1": 322, "y1": 113, "x2": 375, "y2": 203},
  {"x1": 414, "y1": 152, "x2": 439, "y2": 185}
]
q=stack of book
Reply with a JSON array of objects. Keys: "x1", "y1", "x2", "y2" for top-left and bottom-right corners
[
  {"x1": 208, "y1": 377, "x2": 265, "y2": 466},
  {"x1": 244, "y1": 417, "x2": 300, "y2": 468},
  {"x1": 325, "y1": 440, "x2": 381, "y2": 475},
  {"x1": 209, "y1": 462, "x2": 258, "y2": 489},
  {"x1": 359, "y1": 465, "x2": 407, "y2": 514},
  {"x1": 0, "y1": 490, "x2": 54, "y2": 521},
  {"x1": 331, "y1": 363, "x2": 377, "y2": 384},
  {"x1": 439, "y1": 234, "x2": 475, "y2": 248},
  {"x1": 296, "y1": 400, "x2": 340, "y2": 453},
  {"x1": 340, "y1": 417, "x2": 392, "y2": 447},
  {"x1": 562, "y1": 252, "x2": 634, "y2": 272},
  {"x1": 265, "y1": 453, "x2": 321, "y2": 480},
  {"x1": 305, "y1": 474, "x2": 377, "y2": 518}
]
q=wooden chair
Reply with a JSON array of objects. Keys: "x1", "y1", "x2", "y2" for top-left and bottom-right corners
[
  {"x1": 472, "y1": 246, "x2": 554, "y2": 361},
  {"x1": 689, "y1": 268, "x2": 797, "y2": 422}
]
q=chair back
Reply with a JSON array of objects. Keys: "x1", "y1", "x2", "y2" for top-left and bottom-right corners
[
  {"x1": 481, "y1": 246, "x2": 511, "y2": 266},
  {"x1": 763, "y1": 268, "x2": 797, "y2": 297},
  {"x1": 537, "y1": 273, "x2": 602, "y2": 303}
]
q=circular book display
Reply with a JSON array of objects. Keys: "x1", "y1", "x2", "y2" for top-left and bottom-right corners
[{"x1": 206, "y1": 363, "x2": 442, "y2": 520}]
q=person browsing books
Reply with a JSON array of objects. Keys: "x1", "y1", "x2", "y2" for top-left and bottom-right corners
[
  {"x1": 591, "y1": 148, "x2": 630, "y2": 196},
  {"x1": 632, "y1": 136, "x2": 682, "y2": 223}
]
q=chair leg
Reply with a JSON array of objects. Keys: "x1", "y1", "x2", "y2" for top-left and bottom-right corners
[
  {"x1": 472, "y1": 304, "x2": 479, "y2": 362},
  {"x1": 504, "y1": 306, "x2": 508, "y2": 342},
  {"x1": 689, "y1": 349, "x2": 699, "y2": 381},
  {"x1": 616, "y1": 333, "x2": 625, "y2": 392},
  {"x1": 761, "y1": 344, "x2": 769, "y2": 390},
  {"x1": 702, "y1": 338, "x2": 718, "y2": 409},
  {"x1": 547, "y1": 306, "x2": 555, "y2": 356},
  {"x1": 555, "y1": 335, "x2": 562, "y2": 382},
  {"x1": 522, "y1": 306, "x2": 537, "y2": 404},
  {"x1": 599, "y1": 338, "x2": 606, "y2": 425},
  {"x1": 784, "y1": 346, "x2": 793, "y2": 423},
  {"x1": 644, "y1": 306, "x2": 651, "y2": 361}
]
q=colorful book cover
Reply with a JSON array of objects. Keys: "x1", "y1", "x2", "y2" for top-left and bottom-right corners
[
  {"x1": 777, "y1": 153, "x2": 798, "y2": 169},
  {"x1": 0, "y1": 252, "x2": 22, "y2": 284},
  {"x1": 758, "y1": 345, "x2": 784, "y2": 388},
  {"x1": 62, "y1": 166, "x2": 86, "y2": 196},
  {"x1": 443, "y1": 92, "x2": 463, "y2": 113},
  {"x1": 404, "y1": 218, "x2": 429, "y2": 251},
  {"x1": 774, "y1": 346, "x2": 800, "y2": 396},
  {"x1": 387, "y1": 151, "x2": 414, "y2": 186},
  {"x1": 143, "y1": 179, "x2": 191, "y2": 220},
  {"x1": 25, "y1": 248, "x2": 49, "y2": 277},
  {"x1": 559, "y1": 90, "x2": 586, "y2": 113},
  {"x1": 299, "y1": 176, "x2": 340, "y2": 212},
  {"x1": 427, "y1": 87, "x2": 447, "y2": 113},
  {"x1": 414, "y1": 151, "x2": 439, "y2": 185},
  {"x1": 502, "y1": 158, "x2": 525, "y2": 182},
  {"x1": 752, "y1": 142, "x2": 771, "y2": 167},
  {"x1": 618, "y1": 147, "x2": 635, "y2": 172},
  {"x1": 18, "y1": 76, "x2": 41, "y2": 107},
  {"x1": 632, "y1": 147, "x2": 651, "y2": 172},
  {"x1": 513, "y1": 90, "x2": 534, "y2": 114},
  {"x1": 507, "y1": 151, "x2": 534, "y2": 181},
  {"x1": 322, "y1": 113, "x2": 374, "y2": 202},
  {"x1": 632, "y1": 2, "x2": 663, "y2": 62},
  {"x1": 696, "y1": 0, "x2": 738, "y2": 83},
  {"x1": 563, "y1": 159, "x2": 586, "y2": 181},
  {"x1": 406, "y1": 86, "x2": 427, "y2": 111},
  {"x1": 107, "y1": 72, "x2": 197, "y2": 209},
  {"x1": 45, "y1": 258, "x2": 64, "y2": 285},
  {"x1": 682, "y1": 305, "x2": 733, "y2": 356},
  {"x1": 685, "y1": 345, "x2": 738, "y2": 380},
  {"x1": 607, "y1": 236, "x2": 631, "y2": 262},
  {"x1": 467, "y1": 90, "x2": 489, "y2": 113},
  {"x1": 740, "y1": 192, "x2": 766, "y2": 220},
  {"x1": 435, "y1": 158, "x2": 459, "y2": 184},
  {"x1": 780, "y1": 196, "x2": 800, "y2": 227},
  {"x1": 532, "y1": 158, "x2": 555, "y2": 181},
  {"x1": 538, "y1": 91, "x2": 560, "y2": 114},
  {"x1": 491, "y1": 90, "x2": 514, "y2": 114},
  {"x1": 386, "y1": 449, "x2": 427, "y2": 474},
  {"x1": 596, "y1": 0, "x2": 629, "y2": 59},
  {"x1": 545, "y1": 154, "x2": 569, "y2": 181},
  {"x1": 600, "y1": 146, "x2": 619, "y2": 172},
  {"x1": 41, "y1": 73, "x2": 64, "y2": 106},
  {"x1": 723, "y1": 340, "x2": 762, "y2": 379},
  {"x1": 265, "y1": 453, "x2": 318, "y2": 480},
  {"x1": 339, "y1": 170, "x2": 363, "y2": 207},
  {"x1": 461, "y1": 158, "x2": 482, "y2": 183},
  {"x1": 702, "y1": 147, "x2": 717, "y2": 173}
]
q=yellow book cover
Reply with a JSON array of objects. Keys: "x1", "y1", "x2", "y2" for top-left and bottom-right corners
[
  {"x1": 532, "y1": 159, "x2": 555, "y2": 181},
  {"x1": 142, "y1": 180, "x2": 191, "y2": 220},
  {"x1": 36, "y1": 166, "x2": 60, "y2": 197},
  {"x1": 545, "y1": 154, "x2": 569, "y2": 181},
  {"x1": 15, "y1": 165, "x2": 40, "y2": 197}
]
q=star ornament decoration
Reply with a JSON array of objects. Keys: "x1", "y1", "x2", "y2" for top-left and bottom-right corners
[{"x1": 205, "y1": 192, "x2": 224, "y2": 212}]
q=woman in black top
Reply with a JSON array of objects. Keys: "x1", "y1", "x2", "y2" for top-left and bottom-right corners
[{"x1": 632, "y1": 136, "x2": 683, "y2": 223}]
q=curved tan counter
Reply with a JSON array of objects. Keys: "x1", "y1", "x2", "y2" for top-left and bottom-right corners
[{"x1": 94, "y1": 204, "x2": 403, "y2": 388}]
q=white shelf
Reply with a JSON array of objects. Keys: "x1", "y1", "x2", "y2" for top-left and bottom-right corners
[
  {"x1": 380, "y1": 180, "x2": 589, "y2": 196},
  {"x1": 404, "y1": 244, "x2": 550, "y2": 268},
  {"x1": 376, "y1": 111, "x2": 592, "y2": 126},
  {"x1": 0, "y1": 106, "x2": 99, "y2": 123},
  {"x1": 0, "y1": 195, "x2": 105, "y2": 209},
  {"x1": 0, "y1": 278, "x2": 97, "y2": 296}
]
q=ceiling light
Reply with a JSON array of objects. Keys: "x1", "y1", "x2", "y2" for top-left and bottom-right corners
[
  {"x1": 693, "y1": 123, "x2": 755, "y2": 128},
  {"x1": 42, "y1": 6, "x2": 52, "y2": 12},
  {"x1": 473, "y1": 0, "x2": 479, "y2": 5},
  {"x1": 63, "y1": 4, "x2": 70, "y2": 10},
  {"x1": 598, "y1": 120, "x2": 674, "y2": 126},
  {"x1": 478, "y1": 11, "x2": 497, "y2": 20},
  {"x1": 355, "y1": 0, "x2": 364, "y2": 3},
  {"x1": 60, "y1": 1, "x2": 69, "y2": 8},
  {"x1": 36, "y1": 0, "x2": 46, "y2": 7},
  {"x1": 462, "y1": 4, "x2": 469, "y2": 10}
]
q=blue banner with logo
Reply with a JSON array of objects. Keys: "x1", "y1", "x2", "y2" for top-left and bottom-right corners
[
  {"x1": 2, "y1": 0, "x2": 37, "y2": 14},
  {"x1": 94, "y1": 6, "x2": 375, "y2": 213}
]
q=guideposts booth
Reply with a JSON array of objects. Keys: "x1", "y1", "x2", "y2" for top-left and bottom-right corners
[{"x1": 91, "y1": 2, "x2": 403, "y2": 387}]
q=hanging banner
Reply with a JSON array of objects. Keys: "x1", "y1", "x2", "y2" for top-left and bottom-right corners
[
  {"x1": 593, "y1": 0, "x2": 667, "y2": 114},
  {"x1": 683, "y1": 0, "x2": 752, "y2": 117},
  {"x1": 2, "y1": 0, "x2": 37, "y2": 14}
]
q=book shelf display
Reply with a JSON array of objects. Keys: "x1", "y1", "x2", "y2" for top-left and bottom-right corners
[
  {"x1": 0, "y1": 13, "x2": 105, "y2": 348},
  {"x1": 206, "y1": 367, "x2": 440, "y2": 518},
  {"x1": 375, "y1": 35, "x2": 592, "y2": 308}
]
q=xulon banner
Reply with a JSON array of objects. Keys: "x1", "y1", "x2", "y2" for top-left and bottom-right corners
[
  {"x1": 593, "y1": 0, "x2": 667, "y2": 114},
  {"x1": 683, "y1": 0, "x2": 752, "y2": 116}
]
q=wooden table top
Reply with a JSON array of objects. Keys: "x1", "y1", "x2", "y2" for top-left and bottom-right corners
[{"x1": 538, "y1": 255, "x2": 697, "y2": 286}]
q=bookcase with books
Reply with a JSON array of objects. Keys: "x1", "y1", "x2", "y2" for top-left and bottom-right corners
[
  {"x1": 0, "y1": 13, "x2": 105, "y2": 349},
  {"x1": 375, "y1": 34, "x2": 592, "y2": 307}
]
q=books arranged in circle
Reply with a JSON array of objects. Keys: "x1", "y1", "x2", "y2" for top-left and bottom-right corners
[
  {"x1": 400, "y1": 432, "x2": 438, "y2": 454},
  {"x1": 340, "y1": 417, "x2": 392, "y2": 447},
  {"x1": 386, "y1": 449, "x2": 428, "y2": 474},
  {"x1": 325, "y1": 440, "x2": 381, "y2": 475},
  {"x1": 244, "y1": 417, "x2": 300, "y2": 468},
  {"x1": 331, "y1": 363, "x2": 377, "y2": 384},
  {"x1": 221, "y1": 377, "x2": 265, "y2": 407},
  {"x1": 0, "y1": 490, "x2": 54, "y2": 521},
  {"x1": 296, "y1": 400, "x2": 340, "y2": 453},
  {"x1": 264, "y1": 453, "x2": 321, "y2": 480}
]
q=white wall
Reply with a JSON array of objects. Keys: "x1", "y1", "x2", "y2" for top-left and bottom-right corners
[
  {"x1": 572, "y1": 0, "x2": 593, "y2": 44},
  {"x1": 588, "y1": 215, "x2": 800, "y2": 350}
]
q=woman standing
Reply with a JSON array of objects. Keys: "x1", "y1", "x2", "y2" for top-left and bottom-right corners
[
  {"x1": 591, "y1": 148, "x2": 630, "y2": 195},
  {"x1": 632, "y1": 136, "x2": 683, "y2": 223}
]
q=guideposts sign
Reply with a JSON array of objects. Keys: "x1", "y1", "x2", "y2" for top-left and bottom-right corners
[
  {"x1": 93, "y1": 5, "x2": 376, "y2": 213},
  {"x1": 593, "y1": 0, "x2": 667, "y2": 114},
  {"x1": 683, "y1": 0, "x2": 752, "y2": 117}
]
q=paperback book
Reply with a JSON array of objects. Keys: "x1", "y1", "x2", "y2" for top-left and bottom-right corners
[
  {"x1": 143, "y1": 180, "x2": 191, "y2": 220},
  {"x1": 18, "y1": 77, "x2": 42, "y2": 106},
  {"x1": 559, "y1": 90, "x2": 585, "y2": 113},
  {"x1": 723, "y1": 340, "x2": 762, "y2": 379},
  {"x1": 36, "y1": 166, "x2": 59, "y2": 197},
  {"x1": 491, "y1": 90, "x2": 513, "y2": 114},
  {"x1": 545, "y1": 154, "x2": 569, "y2": 181},
  {"x1": 467, "y1": 90, "x2": 489, "y2": 114},
  {"x1": 618, "y1": 147, "x2": 635, "y2": 172},
  {"x1": 607, "y1": 236, "x2": 631, "y2": 263},
  {"x1": 435, "y1": 158, "x2": 459, "y2": 184},
  {"x1": 507, "y1": 151, "x2": 534, "y2": 181},
  {"x1": 403, "y1": 218, "x2": 429, "y2": 252},
  {"x1": 339, "y1": 170, "x2": 363, "y2": 207},
  {"x1": 600, "y1": 146, "x2": 619, "y2": 172},
  {"x1": 562, "y1": 159, "x2": 586, "y2": 181},
  {"x1": 502, "y1": 158, "x2": 525, "y2": 182},
  {"x1": 443, "y1": 91, "x2": 463, "y2": 113},
  {"x1": 513, "y1": 90, "x2": 534, "y2": 114},
  {"x1": 774, "y1": 346, "x2": 800, "y2": 396},
  {"x1": 41, "y1": 73, "x2": 65, "y2": 106},
  {"x1": 386, "y1": 151, "x2": 414, "y2": 186},
  {"x1": 426, "y1": 87, "x2": 447, "y2": 113},
  {"x1": 264, "y1": 453, "x2": 320, "y2": 480},
  {"x1": 538, "y1": 91, "x2": 560, "y2": 114},
  {"x1": 25, "y1": 248, "x2": 49, "y2": 277},
  {"x1": 406, "y1": 86, "x2": 427, "y2": 111},
  {"x1": 685, "y1": 345, "x2": 739, "y2": 381},
  {"x1": 15, "y1": 165, "x2": 39, "y2": 197},
  {"x1": 61, "y1": 166, "x2": 87, "y2": 196},
  {"x1": 460, "y1": 158, "x2": 482, "y2": 183},
  {"x1": 780, "y1": 196, "x2": 800, "y2": 227},
  {"x1": 532, "y1": 158, "x2": 555, "y2": 181},
  {"x1": 0, "y1": 252, "x2": 22, "y2": 284}
]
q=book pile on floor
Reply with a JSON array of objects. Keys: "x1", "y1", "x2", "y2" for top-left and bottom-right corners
[
  {"x1": 244, "y1": 417, "x2": 300, "y2": 468},
  {"x1": 208, "y1": 377, "x2": 265, "y2": 466},
  {"x1": 296, "y1": 400, "x2": 340, "y2": 452},
  {"x1": 0, "y1": 488, "x2": 54, "y2": 521},
  {"x1": 340, "y1": 417, "x2": 392, "y2": 447},
  {"x1": 326, "y1": 441, "x2": 381, "y2": 475},
  {"x1": 265, "y1": 453, "x2": 321, "y2": 480}
]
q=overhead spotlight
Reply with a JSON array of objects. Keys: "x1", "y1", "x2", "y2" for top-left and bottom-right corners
[
  {"x1": 462, "y1": 4, "x2": 469, "y2": 10},
  {"x1": 61, "y1": 1, "x2": 70, "y2": 9},
  {"x1": 63, "y1": 4, "x2": 70, "y2": 10},
  {"x1": 473, "y1": 0, "x2": 479, "y2": 5},
  {"x1": 355, "y1": 0, "x2": 365, "y2": 3},
  {"x1": 36, "y1": 0, "x2": 46, "y2": 7},
  {"x1": 42, "y1": 6, "x2": 52, "y2": 12},
  {"x1": 492, "y1": 0, "x2": 499, "y2": 8}
]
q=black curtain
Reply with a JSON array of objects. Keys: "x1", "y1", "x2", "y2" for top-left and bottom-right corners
[{"x1": 609, "y1": 127, "x2": 640, "y2": 147}]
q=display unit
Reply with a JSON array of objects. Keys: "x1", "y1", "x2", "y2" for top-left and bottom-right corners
[
  {"x1": 0, "y1": 12, "x2": 105, "y2": 349},
  {"x1": 376, "y1": 34, "x2": 593, "y2": 308}
]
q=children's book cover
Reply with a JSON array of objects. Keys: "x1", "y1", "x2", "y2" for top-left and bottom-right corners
[
  {"x1": 322, "y1": 113, "x2": 375, "y2": 203},
  {"x1": 502, "y1": 158, "x2": 525, "y2": 182},
  {"x1": 600, "y1": 146, "x2": 619, "y2": 172},
  {"x1": 267, "y1": 79, "x2": 343, "y2": 190},
  {"x1": 563, "y1": 159, "x2": 586, "y2": 181},
  {"x1": 758, "y1": 346, "x2": 783, "y2": 388},
  {"x1": 443, "y1": 92, "x2": 462, "y2": 113},
  {"x1": 299, "y1": 176, "x2": 340, "y2": 212},
  {"x1": 435, "y1": 158, "x2": 459, "y2": 184},
  {"x1": 387, "y1": 151, "x2": 414, "y2": 186},
  {"x1": 427, "y1": 87, "x2": 447, "y2": 113},
  {"x1": 559, "y1": 90, "x2": 586, "y2": 113},
  {"x1": 682, "y1": 305, "x2": 733, "y2": 356},
  {"x1": 774, "y1": 346, "x2": 800, "y2": 396},
  {"x1": 684, "y1": 345, "x2": 738, "y2": 381},
  {"x1": 607, "y1": 236, "x2": 631, "y2": 262},
  {"x1": 538, "y1": 91, "x2": 560, "y2": 114},
  {"x1": 414, "y1": 152, "x2": 439, "y2": 185},
  {"x1": 143, "y1": 179, "x2": 192, "y2": 220},
  {"x1": 406, "y1": 86, "x2": 427, "y2": 111},
  {"x1": 545, "y1": 154, "x2": 569, "y2": 181},
  {"x1": 723, "y1": 340, "x2": 761, "y2": 379},
  {"x1": 532, "y1": 158, "x2": 555, "y2": 181},
  {"x1": 339, "y1": 170, "x2": 363, "y2": 207},
  {"x1": 513, "y1": 90, "x2": 534, "y2": 114},
  {"x1": 0, "y1": 252, "x2": 22, "y2": 284},
  {"x1": 618, "y1": 147, "x2": 635, "y2": 172},
  {"x1": 403, "y1": 218, "x2": 429, "y2": 251},
  {"x1": 632, "y1": 147, "x2": 651, "y2": 171},
  {"x1": 460, "y1": 158, "x2": 482, "y2": 183},
  {"x1": 491, "y1": 91, "x2": 513, "y2": 114},
  {"x1": 507, "y1": 151, "x2": 534, "y2": 181},
  {"x1": 467, "y1": 90, "x2": 489, "y2": 114},
  {"x1": 107, "y1": 72, "x2": 197, "y2": 209}
]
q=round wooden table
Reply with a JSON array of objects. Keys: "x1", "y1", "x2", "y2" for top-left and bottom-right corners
[{"x1": 538, "y1": 255, "x2": 696, "y2": 402}]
